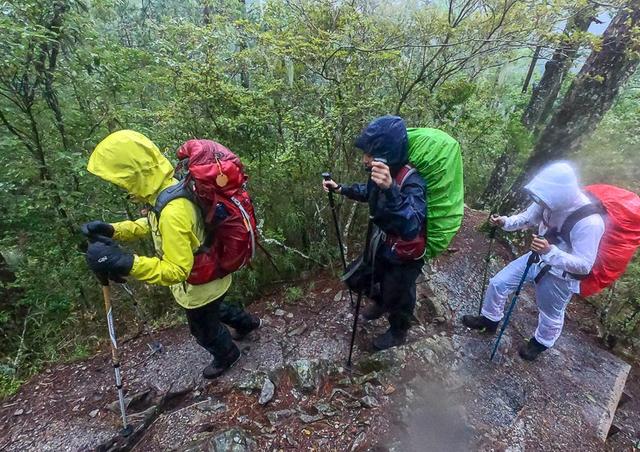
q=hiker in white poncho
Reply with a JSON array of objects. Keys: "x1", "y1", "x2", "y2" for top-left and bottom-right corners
[{"x1": 463, "y1": 162, "x2": 605, "y2": 360}]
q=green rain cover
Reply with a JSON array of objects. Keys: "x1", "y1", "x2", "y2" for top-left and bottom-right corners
[{"x1": 407, "y1": 128, "x2": 464, "y2": 258}]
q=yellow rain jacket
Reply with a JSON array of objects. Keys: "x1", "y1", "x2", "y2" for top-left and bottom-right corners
[{"x1": 87, "y1": 130, "x2": 231, "y2": 309}]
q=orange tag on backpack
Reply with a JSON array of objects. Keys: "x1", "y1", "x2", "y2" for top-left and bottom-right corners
[
  {"x1": 216, "y1": 173, "x2": 228, "y2": 187},
  {"x1": 214, "y1": 154, "x2": 228, "y2": 187}
]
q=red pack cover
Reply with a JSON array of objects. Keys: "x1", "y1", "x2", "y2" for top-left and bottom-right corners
[
  {"x1": 580, "y1": 184, "x2": 640, "y2": 297},
  {"x1": 177, "y1": 140, "x2": 257, "y2": 284}
]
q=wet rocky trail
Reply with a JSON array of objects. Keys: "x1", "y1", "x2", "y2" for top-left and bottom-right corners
[{"x1": 0, "y1": 208, "x2": 637, "y2": 451}]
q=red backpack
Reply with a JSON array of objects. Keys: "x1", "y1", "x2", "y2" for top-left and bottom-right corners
[
  {"x1": 154, "y1": 139, "x2": 257, "y2": 284},
  {"x1": 550, "y1": 184, "x2": 640, "y2": 297}
]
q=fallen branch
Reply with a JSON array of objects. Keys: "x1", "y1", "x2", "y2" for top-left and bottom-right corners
[
  {"x1": 261, "y1": 238, "x2": 326, "y2": 267},
  {"x1": 314, "y1": 200, "x2": 327, "y2": 239},
  {"x1": 11, "y1": 309, "x2": 30, "y2": 382}
]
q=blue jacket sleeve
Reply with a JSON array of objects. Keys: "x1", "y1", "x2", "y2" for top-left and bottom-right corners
[
  {"x1": 340, "y1": 183, "x2": 369, "y2": 202},
  {"x1": 374, "y1": 172, "x2": 426, "y2": 240}
]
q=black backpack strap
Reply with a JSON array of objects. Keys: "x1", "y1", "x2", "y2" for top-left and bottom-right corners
[
  {"x1": 559, "y1": 199, "x2": 605, "y2": 249},
  {"x1": 153, "y1": 180, "x2": 193, "y2": 220},
  {"x1": 153, "y1": 179, "x2": 215, "y2": 252},
  {"x1": 536, "y1": 195, "x2": 605, "y2": 283},
  {"x1": 534, "y1": 264, "x2": 552, "y2": 284}
]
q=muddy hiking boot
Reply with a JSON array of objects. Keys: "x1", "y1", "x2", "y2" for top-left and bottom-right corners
[
  {"x1": 361, "y1": 302, "x2": 385, "y2": 321},
  {"x1": 231, "y1": 315, "x2": 263, "y2": 341},
  {"x1": 373, "y1": 328, "x2": 407, "y2": 350},
  {"x1": 202, "y1": 347, "x2": 241, "y2": 380},
  {"x1": 461, "y1": 315, "x2": 499, "y2": 333},
  {"x1": 518, "y1": 337, "x2": 548, "y2": 361}
]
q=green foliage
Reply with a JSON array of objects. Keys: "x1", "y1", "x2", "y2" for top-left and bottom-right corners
[
  {"x1": 579, "y1": 77, "x2": 640, "y2": 193},
  {"x1": 604, "y1": 259, "x2": 640, "y2": 341},
  {"x1": 0, "y1": 373, "x2": 22, "y2": 400},
  {"x1": 285, "y1": 286, "x2": 304, "y2": 304}
]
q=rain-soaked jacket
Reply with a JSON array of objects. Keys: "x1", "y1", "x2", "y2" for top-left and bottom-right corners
[
  {"x1": 87, "y1": 130, "x2": 231, "y2": 309},
  {"x1": 501, "y1": 162, "x2": 605, "y2": 292},
  {"x1": 341, "y1": 116, "x2": 426, "y2": 263}
]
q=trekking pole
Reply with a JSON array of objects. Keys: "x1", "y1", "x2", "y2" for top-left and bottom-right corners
[
  {"x1": 82, "y1": 234, "x2": 133, "y2": 434},
  {"x1": 478, "y1": 222, "x2": 497, "y2": 315},
  {"x1": 490, "y1": 251, "x2": 539, "y2": 361},
  {"x1": 100, "y1": 279, "x2": 133, "y2": 436},
  {"x1": 322, "y1": 172, "x2": 355, "y2": 308},
  {"x1": 121, "y1": 283, "x2": 148, "y2": 329},
  {"x1": 120, "y1": 283, "x2": 164, "y2": 354},
  {"x1": 347, "y1": 158, "x2": 385, "y2": 367}
]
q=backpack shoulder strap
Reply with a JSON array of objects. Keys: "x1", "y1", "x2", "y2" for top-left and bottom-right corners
[
  {"x1": 394, "y1": 164, "x2": 417, "y2": 189},
  {"x1": 559, "y1": 196, "x2": 605, "y2": 248},
  {"x1": 153, "y1": 180, "x2": 194, "y2": 219}
]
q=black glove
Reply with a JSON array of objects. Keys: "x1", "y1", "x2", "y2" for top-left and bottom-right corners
[
  {"x1": 86, "y1": 240, "x2": 134, "y2": 284},
  {"x1": 81, "y1": 221, "x2": 114, "y2": 238}
]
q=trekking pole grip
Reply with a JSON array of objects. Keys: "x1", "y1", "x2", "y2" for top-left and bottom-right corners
[{"x1": 322, "y1": 172, "x2": 338, "y2": 209}]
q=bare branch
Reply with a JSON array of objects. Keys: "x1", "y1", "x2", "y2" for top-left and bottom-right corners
[{"x1": 261, "y1": 238, "x2": 326, "y2": 267}]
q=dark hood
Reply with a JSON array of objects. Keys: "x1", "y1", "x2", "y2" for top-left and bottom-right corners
[{"x1": 354, "y1": 115, "x2": 408, "y2": 169}]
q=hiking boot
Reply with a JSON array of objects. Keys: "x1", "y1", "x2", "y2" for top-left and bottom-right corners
[
  {"x1": 372, "y1": 328, "x2": 407, "y2": 351},
  {"x1": 202, "y1": 347, "x2": 241, "y2": 380},
  {"x1": 231, "y1": 315, "x2": 263, "y2": 341},
  {"x1": 461, "y1": 315, "x2": 499, "y2": 333},
  {"x1": 518, "y1": 337, "x2": 548, "y2": 361},
  {"x1": 361, "y1": 302, "x2": 385, "y2": 321}
]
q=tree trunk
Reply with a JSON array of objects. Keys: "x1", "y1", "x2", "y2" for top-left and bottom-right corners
[
  {"x1": 522, "y1": 5, "x2": 596, "y2": 130},
  {"x1": 203, "y1": 1, "x2": 211, "y2": 25},
  {"x1": 499, "y1": 2, "x2": 640, "y2": 213},
  {"x1": 478, "y1": 5, "x2": 596, "y2": 209},
  {"x1": 36, "y1": 1, "x2": 71, "y2": 152},
  {"x1": 521, "y1": 45, "x2": 541, "y2": 94},
  {"x1": 238, "y1": 0, "x2": 250, "y2": 89},
  {"x1": 477, "y1": 142, "x2": 514, "y2": 209}
]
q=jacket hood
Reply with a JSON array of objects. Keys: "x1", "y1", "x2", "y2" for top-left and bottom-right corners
[
  {"x1": 88, "y1": 130, "x2": 174, "y2": 203},
  {"x1": 354, "y1": 115, "x2": 408, "y2": 169},
  {"x1": 524, "y1": 161, "x2": 582, "y2": 211}
]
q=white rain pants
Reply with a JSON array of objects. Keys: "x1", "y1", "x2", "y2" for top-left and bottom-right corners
[{"x1": 481, "y1": 252, "x2": 574, "y2": 348}]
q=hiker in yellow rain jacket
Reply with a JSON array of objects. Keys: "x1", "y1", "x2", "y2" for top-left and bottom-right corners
[{"x1": 83, "y1": 130, "x2": 261, "y2": 379}]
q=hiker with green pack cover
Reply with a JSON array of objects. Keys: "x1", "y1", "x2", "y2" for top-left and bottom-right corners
[{"x1": 323, "y1": 116, "x2": 464, "y2": 350}]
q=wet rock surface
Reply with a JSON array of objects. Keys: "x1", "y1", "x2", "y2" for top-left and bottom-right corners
[
  {"x1": 179, "y1": 427, "x2": 256, "y2": 452},
  {"x1": 0, "y1": 208, "x2": 635, "y2": 451}
]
